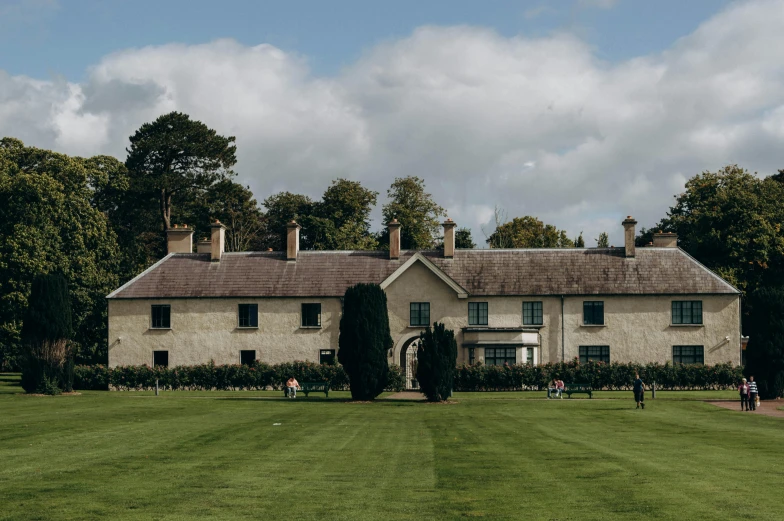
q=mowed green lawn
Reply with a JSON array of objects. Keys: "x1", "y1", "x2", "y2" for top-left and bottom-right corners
[{"x1": 1, "y1": 374, "x2": 781, "y2": 521}]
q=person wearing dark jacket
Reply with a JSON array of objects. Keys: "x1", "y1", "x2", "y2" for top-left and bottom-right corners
[{"x1": 633, "y1": 374, "x2": 645, "y2": 409}]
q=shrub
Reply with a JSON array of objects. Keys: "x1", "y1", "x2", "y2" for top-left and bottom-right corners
[
  {"x1": 416, "y1": 323, "x2": 457, "y2": 401},
  {"x1": 20, "y1": 274, "x2": 74, "y2": 394},
  {"x1": 338, "y1": 283, "x2": 392, "y2": 400},
  {"x1": 72, "y1": 362, "x2": 406, "y2": 392},
  {"x1": 452, "y1": 360, "x2": 743, "y2": 392}
]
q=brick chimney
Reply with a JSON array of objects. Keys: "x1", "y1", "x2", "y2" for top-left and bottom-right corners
[
  {"x1": 286, "y1": 220, "x2": 301, "y2": 261},
  {"x1": 210, "y1": 220, "x2": 226, "y2": 262},
  {"x1": 196, "y1": 238, "x2": 211, "y2": 254},
  {"x1": 388, "y1": 219, "x2": 401, "y2": 260},
  {"x1": 622, "y1": 216, "x2": 637, "y2": 258},
  {"x1": 166, "y1": 224, "x2": 194, "y2": 254},
  {"x1": 442, "y1": 218, "x2": 457, "y2": 258},
  {"x1": 653, "y1": 231, "x2": 678, "y2": 248}
]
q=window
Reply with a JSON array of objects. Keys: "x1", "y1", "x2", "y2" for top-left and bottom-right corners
[
  {"x1": 672, "y1": 301, "x2": 703, "y2": 325},
  {"x1": 151, "y1": 305, "x2": 171, "y2": 329},
  {"x1": 523, "y1": 301, "x2": 543, "y2": 325},
  {"x1": 320, "y1": 349, "x2": 336, "y2": 365},
  {"x1": 301, "y1": 303, "x2": 321, "y2": 327},
  {"x1": 240, "y1": 350, "x2": 256, "y2": 365},
  {"x1": 238, "y1": 304, "x2": 258, "y2": 328},
  {"x1": 153, "y1": 350, "x2": 169, "y2": 367},
  {"x1": 579, "y1": 346, "x2": 610, "y2": 364},
  {"x1": 468, "y1": 348, "x2": 476, "y2": 365},
  {"x1": 409, "y1": 302, "x2": 431, "y2": 327},
  {"x1": 673, "y1": 346, "x2": 704, "y2": 364},
  {"x1": 526, "y1": 348, "x2": 534, "y2": 365},
  {"x1": 583, "y1": 301, "x2": 604, "y2": 325},
  {"x1": 485, "y1": 347, "x2": 516, "y2": 366},
  {"x1": 468, "y1": 302, "x2": 488, "y2": 326}
]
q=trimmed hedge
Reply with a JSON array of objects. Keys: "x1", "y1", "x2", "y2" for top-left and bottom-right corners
[
  {"x1": 454, "y1": 360, "x2": 743, "y2": 391},
  {"x1": 73, "y1": 359, "x2": 740, "y2": 392},
  {"x1": 74, "y1": 361, "x2": 405, "y2": 392}
]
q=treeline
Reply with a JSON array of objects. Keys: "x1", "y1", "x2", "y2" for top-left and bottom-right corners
[
  {"x1": 3, "y1": 111, "x2": 784, "y2": 396},
  {"x1": 71, "y1": 360, "x2": 741, "y2": 392}
]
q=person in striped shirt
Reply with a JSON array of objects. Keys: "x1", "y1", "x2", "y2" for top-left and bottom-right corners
[{"x1": 748, "y1": 376, "x2": 759, "y2": 411}]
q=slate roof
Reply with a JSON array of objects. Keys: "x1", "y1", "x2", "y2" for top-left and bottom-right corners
[{"x1": 107, "y1": 247, "x2": 739, "y2": 299}]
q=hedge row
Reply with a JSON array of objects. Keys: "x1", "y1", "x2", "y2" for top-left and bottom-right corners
[
  {"x1": 74, "y1": 361, "x2": 406, "y2": 392},
  {"x1": 74, "y1": 359, "x2": 741, "y2": 392},
  {"x1": 454, "y1": 360, "x2": 744, "y2": 391}
]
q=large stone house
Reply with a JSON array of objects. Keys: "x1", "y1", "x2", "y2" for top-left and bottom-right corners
[{"x1": 107, "y1": 217, "x2": 741, "y2": 387}]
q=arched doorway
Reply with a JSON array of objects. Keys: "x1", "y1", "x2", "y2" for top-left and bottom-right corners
[{"x1": 399, "y1": 337, "x2": 420, "y2": 390}]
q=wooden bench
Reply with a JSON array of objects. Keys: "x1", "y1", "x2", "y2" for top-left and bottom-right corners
[
  {"x1": 564, "y1": 382, "x2": 593, "y2": 399},
  {"x1": 283, "y1": 382, "x2": 330, "y2": 398}
]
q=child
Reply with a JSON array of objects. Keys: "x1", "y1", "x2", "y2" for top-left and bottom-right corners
[{"x1": 738, "y1": 378, "x2": 750, "y2": 411}]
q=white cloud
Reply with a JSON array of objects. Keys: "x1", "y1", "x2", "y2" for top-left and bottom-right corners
[{"x1": 1, "y1": 0, "x2": 784, "y2": 247}]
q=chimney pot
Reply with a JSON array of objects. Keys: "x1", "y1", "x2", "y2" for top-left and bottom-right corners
[
  {"x1": 622, "y1": 216, "x2": 638, "y2": 258},
  {"x1": 388, "y1": 219, "x2": 401, "y2": 259},
  {"x1": 442, "y1": 218, "x2": 457, "y2": 258},
  {"x1": 210, "y1": 221, "x2": 227, "y2": 261},
  {"x1": 286, "y1": 221, "x2": 301, "y2": 261}
]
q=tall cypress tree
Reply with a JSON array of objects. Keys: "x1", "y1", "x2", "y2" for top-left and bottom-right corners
[
  {"x1": 338, "y1": 283, "x2": 392, "y2": 400},
  {"x1": 746, "y1": 286, "x2": 784, "y2": 398},
  {"x1": 416, "y1": 322, "x2": 457, "y2": 402},
  {"x1": 21, "y1": 273, "x2": 73, "y2": 394}
]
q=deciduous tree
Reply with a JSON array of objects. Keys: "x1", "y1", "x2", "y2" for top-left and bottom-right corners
[
  {"x1": 0, "y1": 139, "x2": 120, "y2": 369},
  {"x1": 488, "y1": 216, "x2": 574, "y2": 248},
  {"x1": 380, "y1": 176, "x2": 445, "y2": 249},
  {"x1": 745, "y1": 286, "x2": 784, "y2": 398}
]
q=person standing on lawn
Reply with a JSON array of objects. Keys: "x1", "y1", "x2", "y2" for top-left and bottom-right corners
[
  {"x1": 633, "y1": 373, "x2": 645, "y2": 409},
  {"x1": 748, "y1": 376, "x2": 758, "y2": 411},
  {"x1": 738, "y1": 378, "x2": 750, "y2": 411}
]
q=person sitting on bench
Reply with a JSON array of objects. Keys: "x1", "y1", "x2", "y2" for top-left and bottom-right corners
[
  {"x1": 286, "y1": 376, "x2": 300, "y2": 399},
  {"x1": 555, "y1": 379, "x2": 564, "y2": 398}
]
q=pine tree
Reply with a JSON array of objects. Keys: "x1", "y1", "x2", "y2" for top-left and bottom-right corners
[
  {"x1": 20, "y1": 273, "x2": 74, "y2": 394},
  {"x1": 416, "y1": 322, "x2": 457, "y2": 402},
  {"x1": 338, "y1": 284, "x2": 392, "y2": 400}
]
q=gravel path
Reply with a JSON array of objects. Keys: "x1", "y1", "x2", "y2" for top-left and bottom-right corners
[{"x1": 708, "y1": 399, "x2": 784, "y2": 418}]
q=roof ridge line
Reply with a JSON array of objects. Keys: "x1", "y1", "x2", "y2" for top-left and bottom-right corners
[
  {"x1": 674, "y1": 248, "x2": 742, "y2": 294},
  {"x1": 106, "y1": 253, "x2": 174, "y2": 299}
]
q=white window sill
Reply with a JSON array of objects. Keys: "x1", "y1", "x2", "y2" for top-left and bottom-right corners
[
  {"x1": 300, "y1": 326, "x2": 322, "y2": 329},
  {"x1": 580, "y1": 324, "x2": 606, "y2": 328},
  {"x1": 149, "y1": 327, "x2": 172, "y2": 330},
  {"x1": 408, "y1": 325, "x2": 428, "y2": 328},
  {"x1": 236, "y1": 326, "x2": 259, "y2": 330},
  {"x1": 669, "y1": 323, "x2": 704, "y2": 327}
]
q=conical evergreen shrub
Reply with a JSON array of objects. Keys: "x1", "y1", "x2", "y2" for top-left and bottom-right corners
[
  {"x1": 20, "y1": 273, "x2": 74, "y2": 394},
  {"x1": 338, "y1": 283, "x2": 392, "y2": 400},
  {"x1": 416, "y1": 322, "x2": 457, "y2": 401}
]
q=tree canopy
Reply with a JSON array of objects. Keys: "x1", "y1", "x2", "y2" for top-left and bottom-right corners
[
  {"x1": 124, "y1": 111, "x2": 237, "y2": 244},
  {"x1": 0, "y1": 138, "x2": 120, "y2": 369},
  {"x1": 416, "y1": 322, "x2": 457, "y2": 402},
  {"x1": 639, "y1": 165, "x2": 784, "y2": 297},
  {"x1": 487, "y1": 216, "x2": 574, "y2": 248},
  {"x1": 380, "y1": 176, "x2": 446, "y2": 249}
]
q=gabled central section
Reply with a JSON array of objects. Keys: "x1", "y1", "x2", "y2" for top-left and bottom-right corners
[{"x1": 380, "y1": 252, "x2": 468, "y2": 298}]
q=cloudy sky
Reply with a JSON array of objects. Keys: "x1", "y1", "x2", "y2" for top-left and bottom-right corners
[{"x1": 2, "y1": 0, "x2": 783, "y2": 247}]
